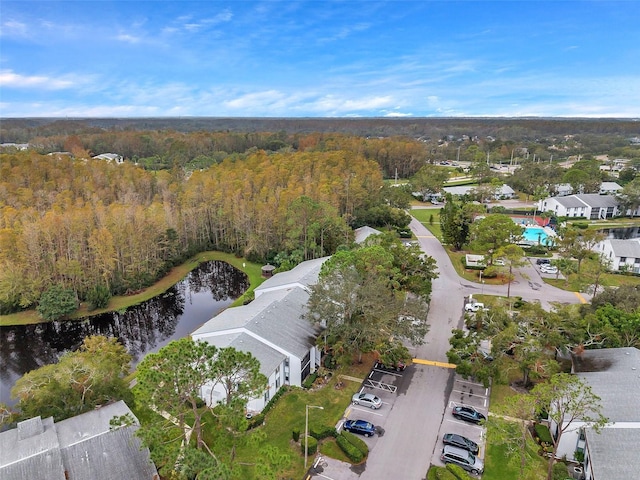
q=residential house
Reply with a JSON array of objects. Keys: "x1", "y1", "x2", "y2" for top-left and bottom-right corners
[
  {"x1": 93, "y1": 153, "x2": 124, "y2": 164},
  {"x1": 353, "y1": 226, "x2": 382, "y2": 244},
  {"x1": 442, "y1": 184, "x2": 516, "y2": 200},
  {"x1": 538, "y1": 194, "x2": 620, "y2": 220},
  {"x1": 192, "y1": 257, "x2": 329, "y2": 413},
  {"x1": 0, "y1": 401, "x2": 158, "y2": 480},
  {"x1": 596, "y1": 238, "x2": 640, "y2": 273},
  {"x1": 550, "y1": 347, "x2": 640, "y2": 480},
  {"x1": 598, "y1": 181, "x2": 622, "y2": 195}
]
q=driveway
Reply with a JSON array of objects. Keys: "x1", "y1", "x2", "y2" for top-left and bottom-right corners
[{"x1": 307, "y1": 215, "x2": 586, "y2": 479}]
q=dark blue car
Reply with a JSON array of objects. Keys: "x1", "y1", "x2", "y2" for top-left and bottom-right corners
[
  {"x1": 343, "y1": 419, "x2": 376, "y2": 437},
  {"x1": 452, "y1": 405, "x2": 486, "y2": 424}
]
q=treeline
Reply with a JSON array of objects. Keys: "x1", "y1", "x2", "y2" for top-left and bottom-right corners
[{"x1": 0, "y1": 149, "x2": 392, "y2": 314}]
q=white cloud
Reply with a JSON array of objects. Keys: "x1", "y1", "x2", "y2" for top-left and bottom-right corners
[
  {"x1": 0, "y1": 70, "x2": 77, "y2": 89},
  {"x1": 115, "y1": 33, "x2": 141, "y2": 44},
  {"x1": 1, "y1": 19, "x2": 29, "y2": 37}
]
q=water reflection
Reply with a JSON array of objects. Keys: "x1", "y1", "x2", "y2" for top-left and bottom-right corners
[{"x1": 0, "y1": 261, "x2": 248, "y2": 406}]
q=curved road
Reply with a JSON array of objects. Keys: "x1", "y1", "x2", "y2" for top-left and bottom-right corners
[{"x1": 316, "y1": 214, "x2": 586, "y2": 480}]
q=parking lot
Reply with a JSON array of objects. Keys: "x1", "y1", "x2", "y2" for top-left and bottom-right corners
[{"x1": 432, "y1": 374, "x2": 489, "y2": 473}]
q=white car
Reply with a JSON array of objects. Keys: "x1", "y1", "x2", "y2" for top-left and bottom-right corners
[
  {"x1": 464, "y1": 302, "x2": 485, "y2": 312},
  {"x1": 541, "y1": 266, "x2": 558, "y2": 274}
]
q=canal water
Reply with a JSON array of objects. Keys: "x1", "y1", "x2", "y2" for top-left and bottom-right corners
[{"x1": 0, "y1": 261, "x2": 248, "y2": 407}]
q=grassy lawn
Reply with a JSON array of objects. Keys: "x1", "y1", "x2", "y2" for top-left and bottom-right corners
[
  {"x1": 483, "y1": 419, "x2": 547, "y2": 480},
  {"x1": 410, "y1": 206, "x2": 443, "y2": 239},
  {"x1": 0, "y1": 251, "x2": 266, "y2": 326}
]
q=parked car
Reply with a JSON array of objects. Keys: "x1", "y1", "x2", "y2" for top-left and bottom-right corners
[
  {"x1": 442, "y1": 433, "x2": 479, "y2": 454},
  {"x1": 352, "y1": 392, "x2": 383, "y2": 409},
  {"x1": 452, "y1": 405, "x2": 486, "y2": 424},
  {"x1": 375, "y1": 360, "x2": 406, "y2": 371},
  {"x1": 541, "y1": 265, "x2": 558, "y2": 274},
  {"x1": 441, "y1": 445, "x2": 484, "y2": 475},
  {"x1": 493, "y1": 258, "x2": 505, "y2": 266},
  {"x1": 464, "y1": 302, "x2": 486, "y2": 312},
  {"x1": 343, "y1": 419, "x2": 376, "y2": 437},
  {"x1": 536, "y1": 258, "x2": 551, "y2": 265}
]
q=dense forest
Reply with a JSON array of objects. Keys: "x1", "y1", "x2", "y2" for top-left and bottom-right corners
[{"x1": 0, "y1": 149, "x2": 394, "y2": 314}]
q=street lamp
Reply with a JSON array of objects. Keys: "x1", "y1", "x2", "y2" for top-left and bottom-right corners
[{"x1": 305, "y1": 405, "x2": 324, "y2": 469}]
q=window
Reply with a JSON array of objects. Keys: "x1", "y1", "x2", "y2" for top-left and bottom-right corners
[{"x1": 620, "y1": 257, "x2": 627, "y2": 263}]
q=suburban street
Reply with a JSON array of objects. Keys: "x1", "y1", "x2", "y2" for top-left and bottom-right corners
[{"x1": 309, "y1": 211, "x2": 586, "y2": 480}]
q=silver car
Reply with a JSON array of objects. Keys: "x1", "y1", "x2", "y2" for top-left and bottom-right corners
[
  {"x1": 351, "y1": 392, "x2": 382, "y2": 409},
  {"x1": 441, "y1": 445, "x2": 484, "y2": 475}
]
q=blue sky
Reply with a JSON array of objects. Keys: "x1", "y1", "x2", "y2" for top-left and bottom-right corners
[{"x1": 1, "y1": 1, "x2": 639, "y2": 118}]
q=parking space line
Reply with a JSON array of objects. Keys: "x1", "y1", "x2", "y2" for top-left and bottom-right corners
[
  {"x1": 445, "y1": 418, "x2": 485, "y2": 430},
  {"x1": 349, "y1": 406, "x2": 384, "y2": 416},
  {"x1": 454, "y1": 378, "x2": 486, "y2": 387},
  {"x1": 452, "y1": 389, "x2": 487, "y2": 399},
  {"x1": 372, "y1": 367, "x2": 403, "y2": 377}
]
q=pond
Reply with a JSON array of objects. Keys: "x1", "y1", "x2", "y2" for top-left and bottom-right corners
[{"x1": 0, "y1": 261, "x2": 249, "y2": 407}]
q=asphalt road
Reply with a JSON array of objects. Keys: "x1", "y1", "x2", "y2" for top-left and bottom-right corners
[{"x1": 308, "y1": 214, "x2": 586, "y2": 480}]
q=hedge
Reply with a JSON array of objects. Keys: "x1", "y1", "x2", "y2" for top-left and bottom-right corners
[
  {"x1": 336, "y1": 433, "x2": 365, "y2": 463},
  {"x1": 310, "y1": 425, "x2": 337, "y2": 440},
  {"x1": 426, "y1": 466, "x2": 457, "y2": 480},
  {"x1": 301, "y1": 435, "x2": 318, "y2": 456},
  {"x1": 302, "y1": 373, "x2": 318, "y2": 389},
  {"x1": 446, "y1": 463, "x2": 474, "y2": 479},
  {"x1": 341, "y1": 430, "x2": 369, "y2": 456},
  {"x1": 534, "y1": 422, "x2": 553, "y2": 445}
]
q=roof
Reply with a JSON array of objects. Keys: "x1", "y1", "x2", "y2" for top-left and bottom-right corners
[
  {"x1": 354, "y1": 226, "x2": 382, "y2": 244},
  {"x1": 600, "y1": 181, "x2": 622, "y2": 191},
  {"x1": 193, "y1": 286, "x2": 321, "y2": 361},
  {"x1": 198, "y1": 331, "x2": 286, "y2": 376},
  {"x1": 606, "y1": 239, "x2": 640, "y2": 258},
  {"x1": 0, "y1": 401, "x2": 158, "y2": 480},
  {"x1": 585, "y1": 428, "x2": 640, "y2": 480},
  {"x1": 554, "y1": 194, "x2": 619, "y2": 209},
  {"x1": 443, "y1": 184, "x2": 514, "y2": 196},
  {"x1": 572, "y1": 347, "x2": 640, "y2": 422},
  {"x1": 254, "y1": 256, "x2": 329, "y2": 295}
]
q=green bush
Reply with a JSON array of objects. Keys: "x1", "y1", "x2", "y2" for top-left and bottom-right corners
[
  {"x1": 336, "y1": 433, "x2": 364, "y2": 463},
  {"x1": 534, "y1": 422, "x2": 553, "y2": 444},
  {"x1": 482, "y1": 266, "x2": 498, "y2": 278},
  {"x1": 552, "y1": 461, "x2": 569, "y2": 480},
  {"x1": 341, "y1": 430, "x2": 369, "y2": 456},
  {"x1": 572, "y1": 221, "x2": 589, "y2": 230},
  {"x1": 310, "y1": 425, "x2": 337, "y2": 440},
  {"x1": 292, "y1": 428, "x2": 300, "y2": 442},
  {"x1": 302, "y1": 373, "x2": 318, "y2": 389},
  {"x1": 527, "y1": 244, "x2": 549, "y2": 255},
  {"x1": 428, "y1": 465, "x2": 457, "y2": 480},
  {"x1": 37, "y1": 284, "x2": 78, "y2": 321},
  {"x1": 446, "y1": 463, "x2": 473, "y2": 479},
  {"x1": 86, "y1": 284, "x2": 111, "y2": 310},
  {"x1": 301, "y1": 435, "x2": 318, "y2": 456}
]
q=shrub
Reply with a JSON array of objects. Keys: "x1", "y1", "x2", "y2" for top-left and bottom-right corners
[
  {"x1": 552, "y1": 461, "x2": 569, "y2": 480},
  {"x1": 534, "y1": 422, "x2": 553, "y2": 445},
  {"x1": 336, "y1": 433, "x2": 364, "y2": 463},
  {"x1": 301, "y1": 435, "x2": 318, "y2": 456},
  {"x1": 302, "y1": 373, "x2": 318, "y2": 389},
  {"x1": 37, "y1": 284, "x2": 78, "y2": 321},
  {"x1": 310, "y1": 425, "x2": 337, "y2": 440},
  {"x1": 527, "y1": 244, "x2": 548, "y2": 255},
  {"x1": 446, "y1": 463, "x2": 473, "y2": 479},
  {"x1": 572, "y1": 221, "x2": 589, "y2": 230},
  {"x1": 292, "y1": 428, "x2": 300, "y2": 442},
  {"x1": 426, "y1": 465, "x2": 457, "y2": 480},
  {"x1": 482, "y1": 266, "x2": 498, "y2": 278},
  {"x1": 341, "y1": 430, "x2": 368, "y2": 456},
  {"x1": 86, "y1": 284, "x2": 111, "y2": 310}
]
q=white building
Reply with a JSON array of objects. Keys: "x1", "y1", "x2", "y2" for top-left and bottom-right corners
[
  {"x1": 442, "y1": 184, "x2": 515, "y2": 199},
  {"x1": 538, "y1": 194, "x2": 620, "y2": 220},
  {"x1": 192, "y1": 257, "x2": 329, "y2": 413},
  {"x1": 551, "y1": 348, "x2": 640, "y2": 480},
  {"x1": 93, "y1": 153, "x2": 124, "y2": 164},
  {"x1": 596, "y1": 238, "x2": 640, "y2": 273}
]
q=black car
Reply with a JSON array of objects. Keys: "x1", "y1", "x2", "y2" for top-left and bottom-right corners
[
  {"x1": 442, "y1": 433, "x2": 479, "y2": 454},
  {"x1": 452, "y1": 406, "x2": 486, "y2": 424},
  {"x1": 536, "y1": 258, "x2": 551, "y2": 265},
  {"x1": 343, "y1": 419, "x2": 376, "y2": 437}
]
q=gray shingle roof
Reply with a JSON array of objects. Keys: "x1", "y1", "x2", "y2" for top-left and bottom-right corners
[
  {"x1": 573, "y1": 348, "x2": 640, "y2": 422},
  {"x1": 193, "y1": 286, "x2": 320, "y2": 360},
  {"x1": 585, "y1": 428, "x2": 640, "y2": 480},
  {"x1": 607, "y1": 239, "x2": 640, "y2": 258},
  {"x1": 0, "y1": 401, "x2": 158, "y2": 480},
  {"x1": 354, "y1": 226, "x2": 382, "y2": 244},
  {"x1": 553, "y1": 193, "x2": 620, "y2": 209},
  {"x1": 254, "y1": 256, "x2": 329, "y2": 294}
]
